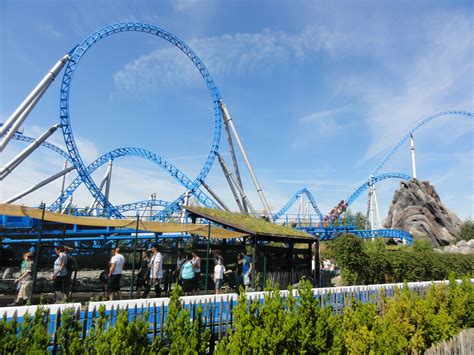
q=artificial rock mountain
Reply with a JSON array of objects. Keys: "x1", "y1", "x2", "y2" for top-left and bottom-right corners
[{"x1": 384, "y1": 179, "x2": 462, "y2": 246}]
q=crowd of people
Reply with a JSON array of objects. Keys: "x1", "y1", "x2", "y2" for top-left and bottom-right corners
[
  {"x1": 10, "y1": 244, "x2": 255, "y2": 305},
  {"x1": 10, "y1": 245, "x2": 77, "y2": 306}
]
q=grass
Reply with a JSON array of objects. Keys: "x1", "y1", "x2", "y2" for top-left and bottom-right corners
[{"x1": 188, "y1": 206, "x2": 313, "y2": 239}]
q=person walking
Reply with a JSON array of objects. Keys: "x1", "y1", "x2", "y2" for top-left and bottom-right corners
[
  {"x1": 180, "y1": 255, "x2": 195, "y2": 295},
  {"x1": 175, "y1": 248, "x2": 185, "y2": 286},
  {"x1": 107, "y1": 247, "x2": 125, "y2": 300},
  {"x1": 145, "y1": 244, "x2": 162, "y2": 298},
  {"x1": 241, "y1": 250, "x2": 253, "y2": 291},
  {"x1": 235, "y1": 253, "x2": 244, "y2": 294},
  {"x1": 213, "y1": 257, "x2": 230, "y2": 294},
  {"x1": 51, "y1": 246, "x2": 68, "y2": 302},
  {"x1": 11, "y1": 252, "x2": 33, "y2": 305},
  {"x1": 64, "y1": 246, "x2": 77, "y2": 297},
  {"x1": 136, "y1": 250, "x2": 150, "y2": 298},
  {"x1": 191, "y1": 249, "x2": 201, "y2": 294}
]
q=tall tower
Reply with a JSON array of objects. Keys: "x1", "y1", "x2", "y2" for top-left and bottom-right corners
[
  {"x1": 366, "y1": 175, "x2": 381, "y2": 230},
  {"x1": 410, "y1": 133, "x2": 417, "y2": 179}
]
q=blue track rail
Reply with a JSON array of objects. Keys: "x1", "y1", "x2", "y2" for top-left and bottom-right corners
[{"x1": 59, "y1": 23, "x2": 223, "y2": 217}]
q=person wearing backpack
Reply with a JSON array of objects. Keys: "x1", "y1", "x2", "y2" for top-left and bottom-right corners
[{"x1": 180, "y1": 256, "x2": 195, "y2": 295}]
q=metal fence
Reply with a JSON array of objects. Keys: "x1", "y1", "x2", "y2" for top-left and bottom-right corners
[{"x1": 2, "y1": 279, "x2": 472, "y2": 345}]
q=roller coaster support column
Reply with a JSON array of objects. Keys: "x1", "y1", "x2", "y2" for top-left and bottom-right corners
[
  {"x1": 202, "y1": 182, "x2": 230, "y2": 211},
  {"x1": 410, "y1": 134, "x2": 417, "y2": 179},
  {"x1": 180, "y1": 191, "x2": 190, "y2": 223},
  {"x1": 221, "y1": 104, "x2": 247, "y2": 213},
  {"x1": 0, "y1": 124, "x2": 61, "y2": 180},
  {"x1": 367, "y1": 175, "x2": 381, "y2": 231},
  {"x1": 0, "y1": 55, "x2": 69, "y2": 152},
  {"x1": 58, "y1": 160, "x2": 68, "y2": 212},
  {"x1": 219, "y1": 100, "x2": 272, "y2": 218},
  {"x1": 4, "y1": 165, "x2": 76, "y2": 203},
  {"x1": 217, "y1": 153, "x2": 257, "y2": 215},
  {"x1": 217, "y1": 153, "x2": 244, "y2": 212},
  {"x1": 104, "y1": 160, "x2": 113, "y2": 204}
]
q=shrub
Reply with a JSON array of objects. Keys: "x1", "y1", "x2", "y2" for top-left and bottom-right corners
[{"x1": 459, "y1": 219, "x2": 474, "y2": 241}]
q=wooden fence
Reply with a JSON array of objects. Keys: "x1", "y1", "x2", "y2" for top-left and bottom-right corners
[{"x1": 424, "y1": 328, "x2": 474, "y2": 355}]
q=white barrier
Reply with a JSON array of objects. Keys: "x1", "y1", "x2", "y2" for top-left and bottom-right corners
[
  {"x1": 2, "y1": 279, "x2": 472, "y2": 317},
  {"x1": 0, "y1": 303, "x2": 82, "y2": 319}
]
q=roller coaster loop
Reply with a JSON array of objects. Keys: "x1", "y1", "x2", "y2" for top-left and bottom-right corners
[{"x1": 59, "y1": 23, "x2": 223, "y2": 218}]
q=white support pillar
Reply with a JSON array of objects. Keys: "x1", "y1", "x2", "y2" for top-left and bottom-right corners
[
  {"x1": 0, "y1": 54, "x2": 69, "y2": 151},
  {"x1": 219, "y1": 100, "x2": 272, "y2": 218},
  {"x1": 410, "y1": 133, "x2": 417, "y2": 179}
]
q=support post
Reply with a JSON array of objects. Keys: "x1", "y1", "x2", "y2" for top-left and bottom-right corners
[
  {"x1": 30, "y1": 203, "x2": 46, "y2": 302},
  {"x1": 130, "y1": 214, "x2": 139, "y2": 299},
  {"x1": 217, "y1": 153, "x2": 257, "y2": 215},
  {"x1": 410, "y1": 133, "x2": 417, "y2": 179},
  {"x1": 204, "y1": 222, "x2": 211, "y2": 293},
  {"x1": 251, "y1": 236, "x2": 257, "y2": 290},
  {"x1": 0, "y1": 124, "x2": 61, "y2": 180},
  {"x1": 202, "y1": 182, "x2": 230, "y2": 211},
  {"x1": 219, "y1": 100, "x2": 272, "y2": 218},
  {"x1": 221, "y1": 108, "x2": 248, "y2": 212},
  {"x1": 58, "y1": 160, "x2": 68, "y2": 212},
  {"x1": 217, "y1": 153, "x2": 244, "y2": 212},
  {"x1": 4, "y1": 166, "x2": 76, "y2": 203}
]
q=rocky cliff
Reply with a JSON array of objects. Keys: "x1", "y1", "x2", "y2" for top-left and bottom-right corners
[{"x1": 384, "y1": 179, "x2": 462, "y2": 246}]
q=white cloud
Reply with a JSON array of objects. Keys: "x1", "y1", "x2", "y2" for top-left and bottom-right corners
[
  {"x1": 112, "y1": 26, "x2": 364, "y2": 92},
  {"x1": 355, "y1": 13, "x2": 474, "y2": 165}
]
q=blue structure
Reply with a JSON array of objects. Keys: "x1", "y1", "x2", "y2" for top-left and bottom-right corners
[
  {"x1": 59, "y1": 23, "x2": 223, "y2": 218},
  {"x1": 2, "y1": 22, "x2": 472, "y2": 247}
]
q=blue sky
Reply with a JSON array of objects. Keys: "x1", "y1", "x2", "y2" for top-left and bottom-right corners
[{"x1": 1, "y1": 0, "x2": 473, "y2": 220}]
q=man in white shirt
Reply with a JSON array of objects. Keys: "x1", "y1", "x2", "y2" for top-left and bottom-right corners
[
  {"x1": 145, "y1": 243, "x2": 163, "y2": 298},
  {"x1": 107, "y1": 247, "x2": 125, "y2": 300}
]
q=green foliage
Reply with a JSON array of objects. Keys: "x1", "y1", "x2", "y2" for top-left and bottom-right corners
[
  {"x1": 330, "y1": 234, "x2": 473, "y2": 285},
  {"x1": 57, "y1": 308, "x2": 84, "y2": 354},
  {"x1": 1, "y1": 280, "x2": 473, "y2": 354},
  {"x1": 363, "y1": 238, "x2": 386, "y2": 253},
  {"x1": 412, "y1": 239, "x2": 433, "y2": 252},
  {"x1": 153, "y1": 285, "x2": 210, "y2": 354},
  {"x1": 459, "y1": 219, "x2": 474, "y2": 241}
]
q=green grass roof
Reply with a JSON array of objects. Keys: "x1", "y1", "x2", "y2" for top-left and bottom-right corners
[{"x1": 185, "y1": 206, "x2": 313, "y2": 239}]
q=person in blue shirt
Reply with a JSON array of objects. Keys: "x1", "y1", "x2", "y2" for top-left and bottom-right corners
[{"x1": 240, "y1": 250, "x2": 253, "y2": 290}]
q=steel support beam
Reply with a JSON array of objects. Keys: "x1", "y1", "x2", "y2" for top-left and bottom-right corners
[
  {"x1": 217, "y1": 153, "x2": 257, "y2": 215},
  {"x1": 0, "y1": 55, "x2": 69, "y2": 151},
  {"x1": 4, "y1": 166, "x2": 76, "y2": 203},
  {"x1": 0, "y1": 124, "x2": 60, "y2": 180},
  {"x1": 202, "y1": 182, "x2": 230, "y2": 211},
  {"x1": 217, "y1": 153, "x2": 244, "y2": 212},
  {"x1": 219, "y1": 100, "x2": 271, "y2": 217}
]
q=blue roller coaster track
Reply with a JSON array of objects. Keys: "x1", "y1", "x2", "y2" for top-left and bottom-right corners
[
  {"x1": 346, "y1": 172, "x2": 412, "y2": 206},
  {"x1": 59, "y1": 23, "x2": 223, "y2": 218},
  {"x1": 10, "y1": 133, "x2": 218, "y2": 213},
  {"x1": 3, "y1": 22, "x2": 472, "y2": 245},
  {"x1": 272, "y1": 188, "x2": 324, "y2": 222},
  {"x1": 48, "y1": 147, "x2": 218, "y2": 213},
  {"x1": 372, "y1": 110, "x2": 473, "y2": 175}
]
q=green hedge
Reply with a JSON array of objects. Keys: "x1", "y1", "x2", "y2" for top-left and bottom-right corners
[
  {"x1": 1, "y1": 279, "x2": 473, "y2": 354},
  {"x1": 331, "y1": 234, "x2": 473, "y2": 285}
]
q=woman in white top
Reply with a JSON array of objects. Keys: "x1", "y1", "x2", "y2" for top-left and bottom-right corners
[
  {"x1": 191, "y1": 249, "x2": 201, "y2": 294},
  {"x1": 51, "y1": 245, "x2": 68, "y2": 302},
  {"x1": 144, "y1": 243, "x2": 162, "y2": 298}
]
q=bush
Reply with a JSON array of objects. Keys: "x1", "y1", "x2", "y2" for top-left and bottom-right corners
[
  {"x1": 331, "y1": 234, "x2": 473, "y2": 285},
  {"x1": 1, "y1": 280, "x2": 473, "y2": 353},
  {"x1": 459, "y1": 219, "x2": 474, "y2": 241}
]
